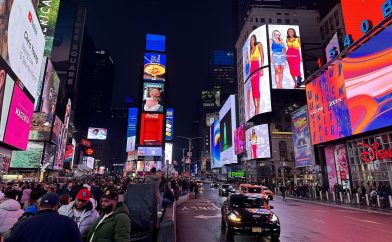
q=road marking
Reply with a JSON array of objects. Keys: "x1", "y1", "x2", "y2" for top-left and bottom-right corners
[
  {"x1": 194, "y1": 214, "x2": 222, "y2": 219},
  {"x1": 181, "y1": 205, "x2": 216, "y2": 211},
  {"x1": 311, "y1": 218, "x2": 325, "y2": 224},
  {"x1": 314, "y1": 210, "x2": 328, "y2": 212},
  {"x1": 343, "y1": 216, "x2": 381, "y2": 225},
  {"x1": 207, "y1": 200, "x2": 220, "y2": 210}
]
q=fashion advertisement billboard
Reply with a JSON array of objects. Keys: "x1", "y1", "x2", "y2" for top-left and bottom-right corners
[
  {"x1": 245, "y1": 124, "x2": 271, "y2": 160},
  {"x1": 219, "y1": 95, "x2": 237, "y2": 165},
  {"x1": 126, "y1": 108, "x2": 138, "y2": 152},
  {"x1": 244, "y1": 66, "x2": 271, "y2": 121},
  {"x1": 291, "y1": 106, "x2": 313, "y2": 167},
  {"x1": 146, "y1": 34, "x2": 165, "y2": 52},
  {"x1": 324, "y1": 144, "x2": 350, "y2": 192},
  {"x1": 234, "y1": 123, "x2": 246, "y2": 155},
  {"x1": 144, "y1": 53, "x2": 166, "y2": 82},
  {"x1": 165, "y1": 108, "x2": 174, "y2": 141},
  {"x1": 306, "y1": 63, "x2": 352, "y2": 145},
  {"x1": 268, "y1": 25, "x2": 304, "y2": 89},
  {"x1": 87, "y1": 127, "x2": 108, "y2": 140},
  {"x1": 142, "y1": 82, "x2": 164, "y2": 113},
  {"x1": 210, "y1": 119, "x2": 221, "y2": 168},
  {"x1": 40, "y1": 59, "x2": 60, "y2": 123},
  {"x1": 53, "y1": 99, "x2": 71, "y2": 170},
  {"x1": 325, "y1": 33, "x2": 340, "y2": 63},
  {"x1": 139, "y1": 113, "x2": 163, "y2": 146},
  {"x1": 242, "y1": 25, "x2": 269, "y2": 82}
]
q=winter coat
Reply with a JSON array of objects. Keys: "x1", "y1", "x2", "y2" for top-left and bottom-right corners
[
  {"x1": 58, "y1": 200, "x2": 99, "y2": 238},
  {"x1": 20, "y1": 189, "x2": 32, "y2": 204},
  {"x1": 0, "y1": 199, "x2": 24, "y2": 234},
  {"x1": 6, "y1": 209, "x2": 82, "y2": 242},
  {"x1": 145, "y1": 173, "x2": 161, "y2": 201},
  {"x1": 86, "y1": 202, "x2": 131, "y2": 242}
]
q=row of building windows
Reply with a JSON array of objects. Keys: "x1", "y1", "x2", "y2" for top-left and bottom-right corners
[{"x1": 253, "y1": 17, "x2": 298, "y2": 25}]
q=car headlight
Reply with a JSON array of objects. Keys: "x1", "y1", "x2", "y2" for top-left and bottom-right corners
[
  {"x1": 228, "y1": 213, "x2": 241, "y2": 222},
  {"x1": 270, "y1": 214, "x2": 278, "y2": 222},
  {"x1": 222, "y1": 189, "x2": 226, "y2": 191}
]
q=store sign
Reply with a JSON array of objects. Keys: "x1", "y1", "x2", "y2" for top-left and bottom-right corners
[
  {"x1": 228, "y1": 170, "x2": 245, "y2": 178},
  {"x1": 357, "y1": 141, "x2": 392, "y2": 163}
]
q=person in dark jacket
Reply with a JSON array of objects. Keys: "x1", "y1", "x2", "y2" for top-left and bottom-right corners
[
  {"x1": 6, "y1": 192, "x2": 82, "y2": 242},
  {"x1": 86, "y1": 189, "x2": 131, "y2": 242}
]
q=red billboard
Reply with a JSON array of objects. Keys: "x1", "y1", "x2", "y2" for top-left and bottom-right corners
[{"x1": 140, "y1": 113, "x2": 163, "y2": 146}]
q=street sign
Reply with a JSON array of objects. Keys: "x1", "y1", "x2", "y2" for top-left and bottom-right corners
[
  {"x1": 187, "y1": 152, "x2": 192, "y2": 157},
  {"x1": 186, "y1": 158, "x2": 191, "y2": 164}
]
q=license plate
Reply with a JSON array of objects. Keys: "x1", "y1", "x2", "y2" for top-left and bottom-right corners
[{"x1": 252, "y1": 227, "x2": 263, "y2": 233}]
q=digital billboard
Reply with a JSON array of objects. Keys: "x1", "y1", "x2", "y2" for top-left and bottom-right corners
[
  {"x1": 54, "y1": 99, "x2": 71, "y2": 170},
  {"x1": 244, "y1": 66, "x2": 271, "y2": 121},
  {"x1": 10, "y1": 141, "x2": 44, "y2": 169},
  {"x1": 219, "y1": 95, "x2": 237, "y2": 165},
  {"x1": 245, "y1": 124, "x2": 271, "y2": 160},
  {"x1": 51, "y1": 115, "x2": 62, "y2": 144},
  {"x1": 325, "y1": 33, "x2": 340, "y2": 63},
  {"x1": 143, "y1": 82, "x2": 164, "y2": 112},
  {"x1": 146, "y1": 34, "x2": 166, "y2": 52},
  {"x1": 138, "y1": 146, "x2": 162, "y2": 157},
  {"x1": 165, "y1": 108, "x2": 174, "y2": 141},
  {"x1": 140, "y1": 113, "x2": 163, "y2": 146},
  {"x1": 29, "y1": 112, "x2": 52, "y2": 141},
  {"x1": 126, "y1": 108, "x2": 138, "y2": 152},
  {"x1": 165, "y1": 143, "x2": 173, "y2": 164},
  {"x1": 234, "y1": 124, "x2": 246, "y2": 155},
  {"x1": 87, "y1": 128, "x2": 108, "y2": 140},
  {"x1": 63, "y1": 144, "x2": 74, "y2": 170},
  {"x1": 201, "y1": 89, "x2": 221, "y2": 108},
  {"x1": 211, "y1": 120, "x2": 221, "y2": 168},
  {"x1": 206, "y1": 112, "x2": 219, "y2": 127},
  {"x1": 291, "y1": 106, "x2": 313, "y2": 167},
  {"x1": 342, "y1": 26, "x2": 392, "y2": 135},
  {"x1": 306, "y1": 63, "x2": 352, "y2": 145},
  {"x1": 268, "y1": 25, "x2": 304, "y2": 89},
  {"x1": 0, "y1": 65, "x2": 15, "y2": 142},
  {"x1": 40, "y1": 59, "x2": 60, "y2": 123},
  {"x1": 144, "y1": 53, "x2": 166, "y2": 82},
  {"x1": 242, "y1": 25, "x2": 269, "y2": 82},
  {"x1": 324, "y1": 144, "x2": 350, "y2": 193}
]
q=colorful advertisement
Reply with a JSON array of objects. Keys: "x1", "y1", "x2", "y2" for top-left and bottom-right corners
[
  {"x1": 29, "y1": 112, "x2": 52, "y2": 141},
  {"x1": 143, "y1": 53, "x2": 166, "y2": 82},
  {"x1": 291, "y1": 106, "x2": 313, "y2": 167},
  {"x1": 40, "y1": 59, "x2": 60, "y2": 123},
  {"x1": 325, "y1": 33, "x2": 340, "y2": 63},
  {"x1": 324, "y1": 145, "x2": 338, "y2": 193},
  {"x1": 87, "y1": 127, "x2": 108, "y2": 140},
  {"x1": 234, "y1": 124, "x2": 246, "y2": 155},
  {"x1": 324, "y1": 144, "x2": 350, "y2": 192},
  {"x1": 242, "y1": 25, "x2": 269, "y2": 82},
  {"x1": 165, "y1": 143, "x2": 173, "y2": 164},
  {"x1": 146, "y1": 34, "x2": 166, "y2": 52},
  {"x1": 210, "y1": 120, "x2": 221, "y2": 168},
  {"x1": 54, "y1": 99, "x2": 71, "y2": 170},
  {"x1": 268, "y1": 25, "x2": 304, "y2": 89},
  {"x1": 51, "y1": 115, "x2": 62, "y2": 144},
  {"x1": 342, "y1": 26, "x2": 392, "y2": 135},
  {"x1": 10, "y1": 141, "x2": 44, "y2": 168},
  {"x1": 220, "y1": 110, "x2": 232, "y2": 153},
  {"x1": 245, "y1": 124, "x2": 271, "y2": 160},
  {"x1": 201, "y1": 89, "x2": 221, "y2": 108},
  {"x1": 306, "y1": 63, "x2": 352, "y2": 145},
  {"x1": 63, "y1": 144, "x2": 74, "y2": 169},
  {"x1": 219, "y1": 95, "x2": 237, "y2": 165},
  {"x1": 126, "y1": 108, "x2": 138, "y2": 152},
  {"x1": 244, "y1": 66, "x2": 271, "y2": 121},
  {"x1": 138, "y1": 146, "x2": 162, "y2": 157},
  {"x1": 165, "y1": 108, "x2": 174, "y2": 141},
  {"x1": 0, "y1": 59, "x2": 17, "y2": 142},
  {"x1": 139, "y1": 113, "x2": 163, "y2": 146},
  {"x1": 142, "y1": 82, "x2": 164, "y2": 112}
]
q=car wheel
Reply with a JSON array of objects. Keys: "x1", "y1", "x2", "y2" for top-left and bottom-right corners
[
  {"x1": 270, "y1": 233, "x2": 280, "y2": 241},
  {"x1": 225, "y1": 223, "x2": 233, "y2": 239}
]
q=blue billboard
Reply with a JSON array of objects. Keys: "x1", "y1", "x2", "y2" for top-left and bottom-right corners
[
  {"x1": 126, "y1": 108, "x2": 138, "y2": 152},
  {"x1": 211, "y1": 120, "x2": 221, "y2": 168},
  {"x1": 291, "y1": 106, "x2": 314, "y2": 167},
  {"x1": 146, "y1": 34, "x2": 166, "y2": 52},
  {"x1": 165, "y1": 108, "x2": 174, "y2": 141}
]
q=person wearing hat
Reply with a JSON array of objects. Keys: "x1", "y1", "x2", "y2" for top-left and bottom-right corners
[
  {"x1": 6, "y1": 192, "x2": 82, "y2": 242},
  {"x1": 86, "y1": 189, "x2": 131, "y2": 242},
  {"x1": 58, "y1": 188, "x2": 99, "y2": 239}
]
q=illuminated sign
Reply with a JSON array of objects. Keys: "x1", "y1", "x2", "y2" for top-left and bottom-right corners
[
  {"x1": 144, "y1": 53, "x2": 166, "y2": 82},
  {"x1": 146, "y1": 34, "x2": 166, "y2": 52},
  {"x1": 140, "y1": 114, "x2": 163, "y2": 146},
  {"x1": 165, "y1": 108, "x2": 174, "y2": 141},
  {"x1": 138, "y1": 147, "x2": 163, "y2": 157},
  {"x1": 228, "y1": 170, "x2": 245, "y2": 178},
  {"x1": 358, "y1": 142, "x2": 392, "y2": 163},
  {"x1": 126, "y1": 108, "x2": 138, "y2": 152},
  {"x1": 142, "y1": 82, "x2": 164, "y2": 113}
]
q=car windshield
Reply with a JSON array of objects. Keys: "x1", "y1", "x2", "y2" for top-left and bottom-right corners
[
  {"x1": 222, "y1": 185, "x2": 230, "y2": 188},
  {"x1": 230, "y1": 197, "x2": 264, "y2": 208},
  {"x1": 248, "y1": 187, "x2": 262, "y2": 193}
]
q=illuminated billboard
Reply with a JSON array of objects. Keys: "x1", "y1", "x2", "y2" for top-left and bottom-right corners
[
  {"x1": 201, "y1": 89, "x2": 221, "y2": 108},
  {"x1": 291, "y1": 106, "x2": 314, "y2": 167},
  {"x1": 234, "y1": 123, "x2": 246, "y2": 155},
  {"x1": 143, "y1": 82, "x2": 164, "y2": 112},
  {"x1": 87, "y1": 128, "x2": 108, "y2": 140},
  {"x1": 126, "y1": 108, "x2": 138, "y2": 152},
  {"x1": 138, "y1": 146, "x2": 163, "y2": 157},
  {"x1": 219, "y1": 95, "x2": 237, "y2": 165},
  {"x1": 29, "y1": 112, "x2": 52, "y2": 141},
  {"x1": 146, "y1": 34, "x2": 166, "y2": 52},
  {"x1": 268, "y1": 25, "x2": 304, "y2": 89},
  {"x1": 165, "y1": 108, "x2": 174, "y2": 141},
  {"x1": 245, "y1": 124, "x2": 271, "y2": 160},
  {"x1": 325, "y1": 33, "x2": 340, "y2": 63},
  {"x1": 140, "y1": 113, "x2": 163, "y2": 146},
  {"x1": 10, "y1": 141, "x2": 44, "y2": 168},
  {"x1": 144, "y1": 53, "x2": 166, "y2": 82},
  {"x1": 210, "y1": 119, "x2": 221, "y2": 168},
  {"x1": 40, "y1": 59, "x2": 60, "y2": 123},
  {"x1": 165, "y1": 143, "x2": 173, "y2": 164},
  {"x1": 53, "y1": 99, "x2": 71, "y2": 170},
  {"x1": 63, "y1": 144, "x2": 74, "y2": 170}
]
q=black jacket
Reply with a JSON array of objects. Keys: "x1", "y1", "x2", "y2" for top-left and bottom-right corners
[{"x1": 6, "y1": 209, "x2": 82, "y2": 242}]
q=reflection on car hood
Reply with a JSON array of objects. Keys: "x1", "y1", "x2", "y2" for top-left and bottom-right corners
[{"x1": 232, "y1": 208, "x2": 272, "y2": 222}]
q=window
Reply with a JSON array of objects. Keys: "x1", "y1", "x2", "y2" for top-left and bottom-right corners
[
  {"x1": 260, "y1": 18, "x2": 265, "y2": 23},
  {"x1": 277, "y1": 19, "x2": 282, "y2": 24},
  {"x1": 277, "y1": 12, "x2": 281, "y2": 15},
  {"x1": 279, "y1": 141, "x2": 288, "y2": 160},
  {"x1": 269, "y1": 18, "x2": 272, "y2": 23},
  {"x1": 256, "y1": 18, "x2": 258, "y2": 23},
  {"x1": 284, "y1": 13, "x2": 290, "y2": 16},
  {"x1": 285, "y1": 19, "x2": 290, "y2": 24},
  {"x1": 293, "y1": 19, "x2": 298, "y2": 24}
]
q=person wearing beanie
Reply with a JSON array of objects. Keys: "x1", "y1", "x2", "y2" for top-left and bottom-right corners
[{"x1": 58, "y1": 188, "x2": 99, "y2": 239}]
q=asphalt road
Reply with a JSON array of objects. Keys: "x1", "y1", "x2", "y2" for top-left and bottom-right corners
[{"x1": 176, "y1": 183, "x2": 392, "y2": 242}]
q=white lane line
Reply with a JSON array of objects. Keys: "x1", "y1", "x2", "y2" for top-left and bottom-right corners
[
  {"x1": 344, "y1": 216, "x2": 381, "y2": 225},
  {"x1": 311, "y1": 218, "x2": 325, "y2": 224},
  {"x1": 207, "y1": 200, "x2": 220, "y2": 210}
]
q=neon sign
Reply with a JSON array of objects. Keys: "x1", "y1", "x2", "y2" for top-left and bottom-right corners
[{"x1": 357, "y1": 141, "x2": 392, "y2": 163}]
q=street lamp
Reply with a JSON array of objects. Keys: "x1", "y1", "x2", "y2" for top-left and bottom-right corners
[{"x1": 177, "y1": 136, "x2": 202, "y2": 174}]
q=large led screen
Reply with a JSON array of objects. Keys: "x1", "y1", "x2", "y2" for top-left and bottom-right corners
[
  {"x1": 165, "y1": 143, "x2": 173, "y2": 164},
  {"x1": 325, "y1": 33, "x2": 340, "y2": 63},
  {"x1": 10, "y1": 141, "x2": 43, "y2": 168},
  {"x1": 63, "y1": 144, "x2": 74, "y2": 170},
  {"x1": 126, "y1": 108, "x2": 138, "y2": 152},
  {"x1": 245, "y1": 124, "x2": 271, "y2": 159},
  {"x1": 165, "y1": 108, "x2": 174, "y2": 141},
  {"x1": 291, "y1": 106, "x2": 313, "y2": 167},
  {"x1": 234, "y1": 123, "x2": 246, "y2": 155},
  {"x1": 138, "y1": 146, "x2": 163, "y2": 157},
  {"x1": 210, "y1": 119, "x2": 221, "y2": 168},
  {"x1": 53, "y1": 99, "x2": 71, "y2": 170},
  {"x1": 0, "y1": 59, "x2": 16, "y2": 143},
  {"x1": 144, "y1": 53, "x2": 166, "y2": 82},
  {"x1": 29, "y1": 112, "x2": 51, "y2": 141},
  {"x1": 242, "y1": 25, "x2": 269, "y2": 82},
  {"x1": 146, "y1": 34, "x2": 166, "y2": 52},
  {"x1": 143, "y1": 82, "x2": 164, "y2": 113},
  {"x1": 87, "y1": 127, "x2": 108, "y2": 140},
  {"x1": 140, "y1": 113, "x2": 163, "y2": 146},
  {"x1": 40, "y1": 59, "x2": 60, "y2": 123},
  {"x1": 342, "y1": 26, "x2": 392, "y2": 135},
  {"x1": 244, "y1": 66, "x2": 271, "y2": 121},
  {"x1": 306, "y1": 63, "x2": 352, "y2": 145},
  {"x1": 219, "y1": 95, "x2": 237, "y2": 165},
  {"x1": 220, "y1": 110, "x2": 232, "y2": 153},
  {"x1": 268, "y1": 25, "x2": 304, "y2": 89}
]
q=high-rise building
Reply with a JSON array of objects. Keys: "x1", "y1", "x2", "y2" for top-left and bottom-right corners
[
  {"x1": 318, "y1": 4, "x2": 346, "y2": 46},
  {"x1": 109, "y1": 107, "x2": 129, "y2": 170}
]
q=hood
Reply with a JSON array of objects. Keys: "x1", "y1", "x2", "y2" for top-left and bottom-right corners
[
  {"x1": 114, "y1": 202, "x2": 129, "y2": 215},
  {"x1": 0, "y1": 199, "x2": 22, "y2": 211},
  {"x1": 25, "y1": 204, "x2": 38, "y2": 215},
  {"x1": 231, "y1": 207, "x2": 272, "y2": 222}
]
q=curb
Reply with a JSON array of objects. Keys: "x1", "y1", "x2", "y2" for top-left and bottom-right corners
[{"x1": 176, "y1": 194, "x2": 190, "y2": 206}]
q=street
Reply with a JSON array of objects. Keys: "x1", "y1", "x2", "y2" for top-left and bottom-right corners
[{"x1": 176, "y1": 184, "x2": 392, "y2": 242}]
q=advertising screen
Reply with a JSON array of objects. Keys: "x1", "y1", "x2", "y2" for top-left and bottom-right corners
[
  {"x1": 165, "y1": 108, "x2": 174, "y2": 141},
  {"x1": 53, "y1": 99, "x2": 71, "y2": 170},
  {"x1": 325, "y1": 33, "x2": 340, "y2": 63},
  {"x1": 87, "y1": 128, "x2": 108, "y2": 140},
  {"x1": 211, "y1": 120, "x2": 221, "y2": 168},
  {"x1": 234, "y1": 123, "x2": 246, "y2": 155},
  {"x1": 324, "y1": 144, "x2": 350, "y2": 192},
  {"x1": 165, "y1": 143, "x2": 173, "y2": 164},
  {"x1": 291, "y1": 106, "x2": 313, "y2": 167},
  {"x1": 140, "y1": 113, "x2": 163, "y2": 146},
  {"x1": 342, "y1": 26, "x2": 392, "y2": 135},
  {"x1": 244, "y1": 66, "x2": 271, "y2": 121},
  {"x1": 126, "y1": 108, "x2": 138, "y2": 152},
  {"x1": 144, "y1": 53, "x2": 166, "y2": 82},
  {"x1": 40, "y1": 59, "x2": 60, "y2": 123},
  {"x1": 138, "y1": 146, "x2": 163, "y2": 157},
  {"x1": 220, "y1": 110, "x2": 232, "y2": 153},
  {"x1": 206, "y1": 112, "x2": 219, "y2": 127},
  {"x1": 10, "y1": 141, "x2": 43, "y2": 168},
  {"x1": 142, "y1": 82, "x2": 164, "y2": 113},
  {"x1": 219, "y1": 95, "x2": 237, "y2": 165},
  {"x1": 201, "y1": 89, "x2": 221, "y2": 108},
  {"x1": 83, "y1": 156, "x2": 95, "y2": 169},
  {"x1": 268, "y1": 25, "x2": 304, "y2": 89},
  {"x1": 245, "y1": 124, "x2": 271, "y2": 160},
  {"x1": 0, "y1": 59, "x2": 16, "y2": 142},
  {"x1": 146, "y1": 34, "x2": 166, "y2": 52},
  {"x1": 51, "y1": 115, "x2": 62, "y2": 144},
  {"x1": 144, "y1": 161, "x2": 162, "y2": 172},
  {"x1": 29, "y1": 112, "x2": 51, "y2": 141},
  {"x1": 306, "y1": 63, "x2": 352, "y2": 145},
  {"x1": 242, "y1": 25, "x2": 269, "y2": 82},
  {"x1": 63, "y1": 144, "x2": 74, "y2": 169}
]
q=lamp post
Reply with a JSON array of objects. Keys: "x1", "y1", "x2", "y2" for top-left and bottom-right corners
[{"x1": 177, "y1": 136, "x2": 202, "y2": 174}]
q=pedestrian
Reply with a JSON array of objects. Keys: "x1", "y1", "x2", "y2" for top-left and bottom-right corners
[
  {"x1": 194, "y1": 184, "x2": 199, "y2": 199},
  {"x1": 0, "y1": 189, "x2": 24, "y2": 237},
  {"x1": 58, "y1": 188, "x2": 99, "y2": 239},
  {"x1": 158, "y1": 170, "x2": 168, "y2": 208},
  {"x1": 86, "y1": 189, "x2": 131, "y2": 242},
  {"x1": 6, "y1": 192, "x2": 82, "y2": 242},
  {"x1": 279, "y1": 185, "x2": 286, "y2": 201},
  {"x1": 145, "y1": 167, "x2": 162, "y2": 206}
]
